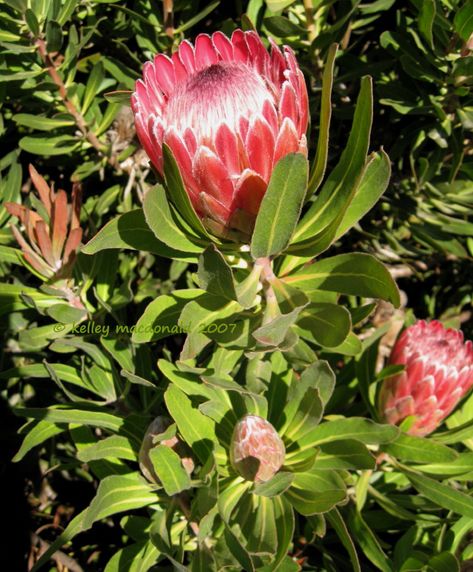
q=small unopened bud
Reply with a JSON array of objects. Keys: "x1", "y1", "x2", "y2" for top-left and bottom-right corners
[
  {"x1": 139, "y1": 416, "x2": 194, "y2": 483},
  {"x1": 230, "y1": 415, "x2": 285, "y2": 483}
]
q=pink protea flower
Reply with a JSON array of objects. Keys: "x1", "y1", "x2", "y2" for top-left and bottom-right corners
[
  {"x1": 379, "y1": 320, "x2": 473, "y2": 436},
  {"x1": 131, "y1": 30, "x2": 308, "y2": 236},
  {"x1": 230, "y1": 415, "x2": 285, "y2": 482}
]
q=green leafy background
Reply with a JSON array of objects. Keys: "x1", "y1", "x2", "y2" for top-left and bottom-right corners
[{"x1": 1, "y1": 0, "x2": 473, "y2": 570}]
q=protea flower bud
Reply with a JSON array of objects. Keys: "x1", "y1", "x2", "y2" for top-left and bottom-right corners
[
  {"x1": 131, "y1": 30, "x2": 308, "y2": 236},
  {"x1": 139, "y1": 416, "x2": 194, "y2": 483},
  {"x1": 230, "y1": 415, "x2": 285, "y2": 482},
  {"x1": 379, "y1": 320, "x2": 473, "y2": 436},
  {"x1": 5, "y1": 165, "x2": 82, "y2": 283}
]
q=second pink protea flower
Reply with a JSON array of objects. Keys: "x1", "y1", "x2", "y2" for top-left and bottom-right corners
[
  {"x1": 132, "y1": 30, "x2": 308, "y2": 236},
  {"x1": 230, "y1": 415, "x2": 285, "y2": 482},
  {"x1": 379, "y1": 320, "x2": 473, "y2": 436}
]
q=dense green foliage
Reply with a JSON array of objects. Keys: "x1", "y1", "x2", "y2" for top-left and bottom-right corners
[{"x1": 1, "y1": 0, "x2": 473, "y2": 571}]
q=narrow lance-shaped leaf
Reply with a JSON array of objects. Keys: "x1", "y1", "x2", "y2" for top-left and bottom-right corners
[
  {"x1": 251, "y1": 153, "x2": 308, "y2": 259},
  {"x1": 198, "y1": 244, "x2": 237, "y2": 301},
  {"x1": 283, "y1": 252, "x2": 400, "y2": 307},
  {"x1": 335, "y1": 149, "x2": 391, "y2": 240},
  {"x1": 149, "y1": 445, "x2": 192, "y2": 496},
  {"x1": 163, "y1": 143, "x2": 212, "y2": 239},
  {"x1": 308, "y1": 43, "x2": 338, "y2": 195},
  {"x1": 405, "y1": 470, "x2": 473, "y2": 519},
  {"x1": 290, "y1": 76, "x2": 373, "y2": 252},
  {"x1": 164, "y1": 384, "x2": 215, "y2": 463},
  {"x1": 143, "y1": 184, "x2": 205, "y2": 254},
  {"x1": 81, "y1": 209, "x2": 196, "y2": 262}
]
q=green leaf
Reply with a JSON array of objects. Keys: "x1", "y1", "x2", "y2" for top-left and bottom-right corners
[
  {"x1": 148, "y1": 445, "x2": 192, "y2": 496},
  {"x1": 0, "y1": 363, "x2": 83, "y2": 387},
  {"x1": 162, "y1": 144, "x2": 211, "y2": 239},
  {"x1": 19, "y1": 134, "x2": 79, "y2": 155},
  {"x1": 164, "y1": 384, "x2": 215, "y2": 463},
  {"x1": 286, "y1": 468, "x2": 347, "y2": 515},
  {"x1": 83, "y1": 473, "x2": 156, "y2": 529},
  {"x1": 179, "y1": 294, "x2": 242, "y2": 335},
  {"x1": 347, "y1": 506, "x2": 392, "y2": 572},
  {"x1": 82, "y1": 209, "x2": 195, "y2": 261},
  {"x1": 218, "y1": 477, "x2": 252, "y2": 522},
  {"x1": 191, "y1": 543, "x2": 217, "y2": 572},
  {"x1": 297, "y1": 303, "x2": 352, "y2": 348},
  {"x1": 46, "y1": 20, "x2": 63, "y2": 52},
  {"x1": 46, "y1": 303, "x2": 87, "y2": 324},
  {"x1": 175, "y1": 0, "x2": 220, "y2": 33},
  {"x1": 251, "y1": 153, "x2": 309, "y2": 259},
  {"x1": 406, "y1": 470, "x2": 473, "y2": 518},
  {"x1": 24, "y1": 9, "x2": 40, "y2": 36},
  {"x1": 258, "y1": 496, "x2": 295, "y2": 572},
  {"x1": 77, "y1": 435, "x2": 137, "y2": 463},
  {"x1": 275, "y1": 360, "x2": 334, "y2": 434},
  {"x1": 316, "y1": 440, "x2": 375, "y2": 470},
  {"x1": 283, "y1": 388, "x2": 323, "y2": 443},
  {"x1": 143, "y1": 184, "x2": 205, "y2": 254},
  {"x1": 427, "y1": 553, "x2": 460, "y2": 572},
  {"x1": 253, "y1": 472, "x2": 294, "y2": 498},
  {"x1": 284, "y1": 253, "x2": 400, "y2": 306},
  {"x1": 335, "y1": 149, "x2": 391, "y2": 239},
  {"x1": 13, "y1": 113, "x2": 75, "y2": 131},
  {"x1": 13, "y1": 420, "x2": 65, "y2": 462},
  {"x1": 381, "y1": 433, "x2": 458, "y2": 464},
  {"x1": 253, "y1": 306, "x2": 305, "y2": 348},
  {"x1": 31, "y1": 510, "x2": 87, "y2": 572},
  {"x1": 263, "y1": 15, "x2": 305, "y2": 37},
  {"x1": 326, "y1": 508, "x2": 361, "y2": 572},
  {"x1": 14, "y1": 405, "x2": 141, "y2": 443},
  {"x1": 198, "y1": 244, "x2": 237, "y2": 301},
  {"x1": 132, "y1": 289, "x2": 204, "y2": 343},
  {"x1": 328, "y1": 332, "x2": 363, "y2": 356},
  {"x1": 0, "y1": 245, "x2": 22, "y2": 265},
  {"x1": 83, "y1": 61, "x2": 105, "y2": 114},
  {"x1": 418, "y1": 0, "x2": 436, "y2": 49},
  {"x1": 415, "y1": 452, "x2": 473, "y2": 477},
  {"x1": 290, "y1": 76, "x2": 373, "y2": 254},
  {"x1": 104, "y1": 540, "x2": 161, "y2": 572},
  {"x1": 293, "y1": 417, "x2": 399, "y2": 451},
  {"x1": 104, "y1": 90, "x2": 132, "y2": 104},
  {"x1": 454, "y1": 2, "x2": 473, "y2": 41},
  {"x1": 224, "y1": 526, "x2": 256, "y2": 572},
  {"x1": 308, "y1": 43, "x2": 338, "y2": 195}
]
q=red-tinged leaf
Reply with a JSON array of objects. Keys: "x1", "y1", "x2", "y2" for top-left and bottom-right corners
[
  {"x1": 24, "y1": 250, "x2": 54, "y2": 278},
  {"x1": 70, "y1": 184, "x2": 82, "y2": 231},
  {"x1": 34, "y1": 220, "x2": 56, "y2": 267},
  {"x1": 23, "y1": 209, "x2": 44, "y2": 247},
  {"x1": 51, "y1": 190, "x2": 68, "y2": 260},
  {"x1": 4, "y1": 202, "x2": 27, "y2": 223},
  {"x1": 63, "y1": 227, "x2": 83, "y2": 265},
  {"x1": 29, "y1": 164, "x2": 52, "y2": 216}
]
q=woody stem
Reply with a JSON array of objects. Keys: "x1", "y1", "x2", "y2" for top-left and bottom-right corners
[{"x1": 35, "y1": 39, "x2": 121, "y2": 170}]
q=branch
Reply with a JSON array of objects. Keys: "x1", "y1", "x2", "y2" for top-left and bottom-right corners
[{"x1": 35, "y1": 39, "x2": 121, "y2": 170}]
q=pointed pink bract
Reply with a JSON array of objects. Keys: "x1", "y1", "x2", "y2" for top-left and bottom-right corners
[{"x1": 379, "y1": 320, "x2": 473, "y2": 436}]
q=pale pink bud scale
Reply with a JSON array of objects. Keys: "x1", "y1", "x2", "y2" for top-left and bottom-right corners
[{"x1": 230, "y1": 414, "x2": 285, "y2": 483}]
